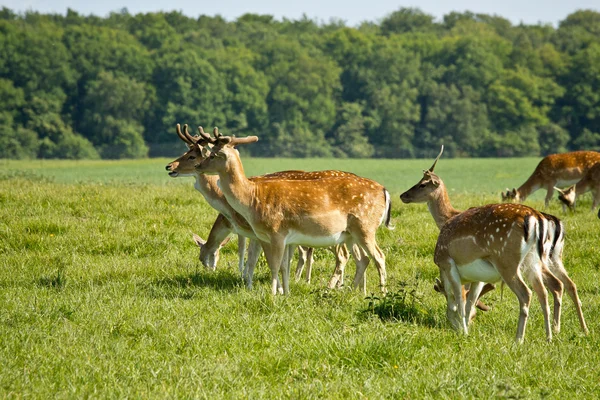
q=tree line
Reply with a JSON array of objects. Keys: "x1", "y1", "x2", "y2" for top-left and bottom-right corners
[{"x1": 1, "y1": 7, "x2": 599, "y2": 159}]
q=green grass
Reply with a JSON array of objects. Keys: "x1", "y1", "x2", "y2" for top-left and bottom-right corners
[{"x1": 1, "y1": 158, "x2": 599, "y2": 398}]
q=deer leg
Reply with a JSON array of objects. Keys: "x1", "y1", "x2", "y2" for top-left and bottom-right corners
[
  {"x1": 592, "y1": 187, "x2": 600, "y2": 211},
  {"x1": 295, "y1": 246, "x2": 312, "y2": 282},
  {"x1": 337, "y1": 244, "x2": 350, "y2": 288},
  {"x1": 350, "y1": 244, "x2": 370, "y2": 294},
  {"x1": 304, "y1": 247, "x2": 315, "y2": 284},
  {"x1": 549, "y1": 260, "x2": 588, "y2": 335},
  {"x1": 502, "y1": 272, "x2": 532, "y2": 344},
  {"x1": 327, "y1": 244, "x2": 349, "y2": 289},
  {"x1": 528, "y1": 267, "x2": 553, "y2": 342},
  {"x1": 354, "y1": 234, "x2": 386, "y2": 294},
  {"x1": 465, "y1": 281, "x2": 484, "y2": 325},
  {"x1": 544, "y1": 184, "x2": 555, "y2": 208},
  {"x1": 541, "y1": 266, "x2": 563, "y2": 334},
  {"x1": 237, "y1": 235, "x2": 247, "y2": 277},
  {"x1": 440, "y1": 260, "x2": 468, "y2": 335},
  {"x1": 280, "y1": 245, "x2": 293, "y2": 295},
  {"x1": 295, "y1": 246, "x2": 307, "y2": 282},
  {"x1": 244, "y1": 239, "x2": 263, "y2": 289},
  {"x1": 261, "y1": 240, "x2": 286, "y2": 295}
]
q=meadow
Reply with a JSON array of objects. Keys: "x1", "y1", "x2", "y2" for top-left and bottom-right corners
[{"x1": 1, "y1": 157, "x2": 599, "y2": 398}]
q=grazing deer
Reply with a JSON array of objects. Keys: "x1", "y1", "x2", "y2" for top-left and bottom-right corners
[
  {"x1": 555, "y1": 162, "x2": 600, "y2": 212},
  {"x1": 502, "y1": 151, "x2": 600, "y2": 207},
  {"x1": 194, "y1": 128, "x2": 392, "y2": 295},
  {"x1": 166, "y1": 124, "x2": 354, "y2": 290},
  {"x1": 402, "y1": 147, "x2": 585, "y2": 342}
]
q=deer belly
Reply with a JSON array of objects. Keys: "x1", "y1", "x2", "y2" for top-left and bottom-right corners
[
  {"x1": 458, "y1": 259, "x2": 501, "y2": 284},
  {"x1": 284, "y1": 230, "x2": 349, "y2": 247}
]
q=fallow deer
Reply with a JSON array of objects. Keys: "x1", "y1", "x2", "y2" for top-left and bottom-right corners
[
  {"x1": 194, "y1": 128, "x2": 392, "y2": 295},
  {"x1": 556, "y1": 162, "x2": 600, "y2": 212},
  {"x1": 402, "y1": 148, "x2": 586, "y2": 342},
  {"x1": 166, "y1": 124, "x2": 354, "y2": 290},
  {"x1": 400, "y1": 146, "x2": 495, "y2": 314},
  {"x1": 502, "y1": 151, "x2": 600, "y2": 207}
]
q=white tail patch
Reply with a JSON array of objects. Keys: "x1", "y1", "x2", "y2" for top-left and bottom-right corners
[{"x1": 380, "y1": 189, "x2": 395, "y2": 230}]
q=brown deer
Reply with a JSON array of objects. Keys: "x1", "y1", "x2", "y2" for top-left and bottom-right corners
[
  {"x1": 402, "y1": 148, "x2": 586, "y2": 342},
  {"x1": 555, "y1": 162, "x2": 600, "y2": 212},
  {"x1": 194, "y1": 128, "x2": 392, "y2": 295},
  {"x1": 400, "y1": 146, "x2": 495, "y2": 314},
  {"x1": 502, "y1": 151, "x2": 600, "y2": 207},
  {"x1": 166, "y1": 124, "x2": 355, "y2": 290}
]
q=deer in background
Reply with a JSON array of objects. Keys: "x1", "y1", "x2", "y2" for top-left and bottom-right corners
[
  {"x1": 555, "y1": 162, "x2": 600, "y2": 212},
  {"x1": 166, "y1": 124, "x2": 355, "y2": 290},
  {"x1": 194, "y1": 128, "x2": 392, "y2": 295},
  {"x1": 502, "y1": 151, "x2": 600, "y2": 207},
  {"x1": 401, "y1": 147, "x2": 587, "y2": 342}
]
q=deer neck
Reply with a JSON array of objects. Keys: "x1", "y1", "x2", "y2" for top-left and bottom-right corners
[
  {"x1": 216, "y1": 153, "x2": 256, "y2": 220},
  {"x1": 515, "y1": 177, "x2": 539, "y2": 201},
  {"x1": 192, "y1": 173, "x2": 235, "y2": 217},
  {"x1": 427, "y1": 183, "x2": 461, "y2": 230}
]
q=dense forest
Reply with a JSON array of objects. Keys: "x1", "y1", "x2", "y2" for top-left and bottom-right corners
[{"x1": 0, "y1": 7, "x2": 599, "y2": 159}]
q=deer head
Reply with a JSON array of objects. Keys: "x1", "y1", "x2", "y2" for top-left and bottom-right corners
[
  {"x1": 400, "y1": 146, "x2": 444, "y2": 204},
  {"x1": 501, "y1": 188, "x2": 519, "y2": 203},
  {"x1": 165, "y1": 124, "x2": 213, "y2": 177},
  {"x1": 555, "y1": 185, "x2": 576, "y2": 212},
  {"x1": 192, "y1": 233, "x2": 232, "y2": 270}
]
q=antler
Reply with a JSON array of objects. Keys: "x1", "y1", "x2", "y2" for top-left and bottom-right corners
[
  {"x1": 428, "y1": 145, "x2": 444, "y2": 172},
  {"x1": 210, "y1": 127, "x2": 258, "y2": 147},
  {"x1": 182, "y1": 124, "x2": 201, "y2": 144},
  {"x1": 197, "y1": 126, "x2": 216, "y2": 144},
  {"x1": 176, "y1": 124, "x2": 193, "y2": 145}
]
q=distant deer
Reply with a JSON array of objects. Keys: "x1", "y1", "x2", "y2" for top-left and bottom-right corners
[
  {"x1": 402, "y1": 147, "x2": 587, "y2": 342},
  {"x1": 555, "y1": 162, "x2": 600, "y2": 212},
  {"x1": 194, "y1": 128, "x2": 392, "y2": 295},
  {"x1": 502, "y1": 151, "x2": 600, "y2": 207}
]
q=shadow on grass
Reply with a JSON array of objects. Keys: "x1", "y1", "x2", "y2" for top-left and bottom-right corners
[
  {"x1": 146, "y1": 269, "x2": 243, "y2": 299},
  {"x1": 361, "y1": 281, "x2": 440, "y2": 328}
]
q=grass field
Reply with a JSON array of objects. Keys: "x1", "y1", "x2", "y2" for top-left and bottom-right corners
[{"x1": 1, "y1": 157, "x2": 599, "y2": 398}]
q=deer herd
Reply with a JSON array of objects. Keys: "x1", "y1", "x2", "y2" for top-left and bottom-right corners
[{"x1": 166, "y1": 124, "x2": 595, "y2": 343}]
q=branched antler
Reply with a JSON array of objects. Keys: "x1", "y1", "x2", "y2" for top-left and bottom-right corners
[{"x1": 205, "y1": 126, "x2": 258, "y2": 147}]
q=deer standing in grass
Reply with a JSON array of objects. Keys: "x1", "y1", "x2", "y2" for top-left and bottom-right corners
[
  {"x1": 400, "y1": 147, "x2": 495, "y2": 314},
  {"x1": 401, "y1": 148, "x2": 587, "y2": 342},
  {"x1": 194, "y1": 129, "x2": 392, "y2": 295},
  {"x1": 502, "y1": 151, "x2": 600, "y2": 207},
  {"x1": 555, "y1": 162, "x2": 600, "y2": 212},
  {"x1": 166, "y1": 124, "x2": 354, "y2": 290}
]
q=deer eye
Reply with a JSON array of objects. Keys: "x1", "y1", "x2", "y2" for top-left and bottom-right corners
[
  {"x1": 188, "y1": 156, "x2": 196, "y2": 160},
  {"x1": 419, "y1": 183, "x2": 427, "y2": 188}
]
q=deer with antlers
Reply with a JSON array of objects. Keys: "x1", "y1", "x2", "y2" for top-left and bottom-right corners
[
  {"x1": 502, "y1": 151, "x2": 600, "y2": 207},
  {"x1": 166, "y1": 124, "x2": 358, "y2": 290},
  {"x1": 401, "y1": 147, "x2": 587, "y2": 342},
  {"x1": 555, "y1": 162, "x2": 600, "y2": 212},
  {"x1": 194, "y1": 128, "x2": 392, "y2": 295}
]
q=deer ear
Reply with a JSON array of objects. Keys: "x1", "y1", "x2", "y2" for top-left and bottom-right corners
[
  {"x1": 192, "y1": 233, "x2": 206, "y2": 247},
  {"x1": 219, "y1": 235, "x2": 232, "y2": 247}
]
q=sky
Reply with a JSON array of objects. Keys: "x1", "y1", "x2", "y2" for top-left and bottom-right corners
[{"x1": 2, "y1": 0, "x2": 599, "y2": 27}]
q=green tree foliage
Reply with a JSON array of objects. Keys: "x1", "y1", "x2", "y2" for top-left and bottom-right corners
[{"x1": 0, "y1": 7, "x2": 599, "y2": 159}]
